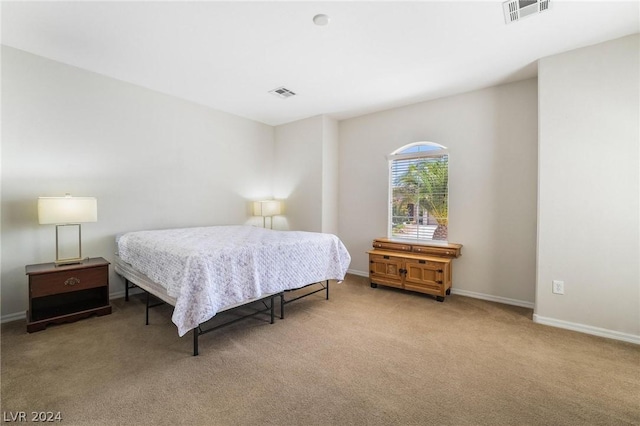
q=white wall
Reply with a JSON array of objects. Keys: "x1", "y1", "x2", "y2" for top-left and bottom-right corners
[
  {"x1": 273, "y1": 116, "x2": 323, "y2": 232},
  {"x1": 338, "y1": 79, "x2": 539, "y2": 306},
  {"x1": 4, "y1": 36, "x2": 636, "y2": 342},
  {"x1": 273, "y1": 114, "x2": 339, "y2": 234},
  {"x1": 536, "y1": 34, "x2": 639, "y2": 341},
  {"x1": 322, "y1": 116, "x2": 339, "y2": 235},
  {"x1": 1, "y1": 46, "x2": 275, "y2": 318}
]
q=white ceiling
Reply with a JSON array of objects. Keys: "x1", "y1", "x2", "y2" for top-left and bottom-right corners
[{"x1": 2, "y1": 1, "x2": 638, "y2": 126}]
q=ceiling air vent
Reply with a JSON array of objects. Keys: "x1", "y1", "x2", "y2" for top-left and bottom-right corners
[
  {"x1": 503, "y1": 0, "x2": 550, "y2": 24},
  {"x1": 269, "y1": 86, "x2": 296, "y2": 99}
]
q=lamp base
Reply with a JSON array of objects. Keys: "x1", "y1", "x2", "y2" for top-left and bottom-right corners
[
  {"x1": 54, "y1": 224, "x2": 85, "y2": 266},
  {"x1": 55, "y1": 257, "x2": 85, "y2": 267}
]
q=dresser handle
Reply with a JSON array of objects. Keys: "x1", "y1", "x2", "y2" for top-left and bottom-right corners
[{"x1": 64, "y1": 277, "x2": 80, "y2": 286}]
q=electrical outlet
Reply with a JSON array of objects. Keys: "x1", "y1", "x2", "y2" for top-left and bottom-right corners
[{"x1": 552, "y1": 280, "x2": 564, "y2": 295}]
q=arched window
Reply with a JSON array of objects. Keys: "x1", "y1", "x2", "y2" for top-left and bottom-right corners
[{"x1": 388, "y1": 142, "x2": 449, "y2": 241}]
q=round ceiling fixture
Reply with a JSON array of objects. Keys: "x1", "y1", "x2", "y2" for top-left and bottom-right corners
[{"x1": 312, "y1": 14, "x2": 330, "y2": 26}]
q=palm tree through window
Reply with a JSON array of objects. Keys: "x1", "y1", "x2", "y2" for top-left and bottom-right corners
[{"x1": 389, "y1": 142, "x2": 449, "y2": 241}]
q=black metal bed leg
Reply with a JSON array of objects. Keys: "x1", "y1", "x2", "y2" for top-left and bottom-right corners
[
  {"x1": 270, "y1": 295, "x2": 275, "y2": 324},
  {"x1": 125, "y1": 279, "x2": 130, "y2": 301},
  {"x1": 326, "y1": 280, "x2": 329, "y2": 300},
  {"x1": 193, "y1": 328, "x2": 199, "y2": 356},
  {"x1": 280, "y1": 293, "x2": 284, "y2": 319},
  {"x1": 145, "y1": 292, "x2": 150, "y2": 325}
]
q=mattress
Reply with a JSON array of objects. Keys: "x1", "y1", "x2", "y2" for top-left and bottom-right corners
[{"x1": 116, "y1": 225, "x2": 351, "y2": 336}]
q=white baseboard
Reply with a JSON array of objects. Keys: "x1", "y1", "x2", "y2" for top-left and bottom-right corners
[
  {"x1": 450, "y1": 288, "x2": 535, "y2": 309},
  {"x1": 1, "y1": 311, "x2": 26, "y2": 323},
  {"x1": 347, "y1": 269, "x2": 369, "y2": 278},
  {"x1": 352, "y1": 272, "x2": 636, "y2": 344},
  {"x1": 350, "y1": 269, "x2": 535, "y2": 309},
  {"x1": 109, "y1": 290, "x2": 127, "y2": 300},
  {"x1": 5, "y1": 278, "x2": 635, "y2": 345},
  {"x1": 533, "y1": 314, "x2": 640, "y2": 345}
]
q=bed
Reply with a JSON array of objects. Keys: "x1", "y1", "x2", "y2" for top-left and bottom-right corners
[{"x1": 114, "y1": 225, "x2": 351, "y2": 355}]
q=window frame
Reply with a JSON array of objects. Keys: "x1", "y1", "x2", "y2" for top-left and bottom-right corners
[{"x1": 387, "y1": 142, "x2": 449, "y2": 243}]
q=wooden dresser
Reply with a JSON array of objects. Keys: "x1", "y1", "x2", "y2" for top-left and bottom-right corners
[
  {"x1": 367, "y1": 238, "x2": 462, "y2": 302},
  {"x1": 26, "y1": 257, "x2": 112, "y2": 332}
]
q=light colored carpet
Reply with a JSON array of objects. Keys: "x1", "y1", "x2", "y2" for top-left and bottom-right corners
[{"x1": 2, "y1": 274, "x2": 638, "y2": 425}]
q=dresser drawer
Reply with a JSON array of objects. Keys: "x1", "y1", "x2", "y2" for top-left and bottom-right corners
[
  {"x1": 405, "y1": 258, "x2": 446, "y2": 271},
  {"x1": 411, "y1": 245, "x2": 460, "y2": 258},
  {"x1": 30, "y1": 266, "x2": 108, "y2": 298},
  {"x1": 372, "y1": 241, "x2": 412, "y2": 252}
]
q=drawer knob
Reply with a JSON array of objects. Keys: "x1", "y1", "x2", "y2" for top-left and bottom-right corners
[{"x1": 64, "y1": 277, "x2": 80, "y2": 286}]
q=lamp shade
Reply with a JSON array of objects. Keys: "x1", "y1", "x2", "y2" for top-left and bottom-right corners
[
  {"x1": 38, "y1": 196, "x2": 98, "y2": 224},
  {"x1": 253, "y1": 200, "x2": 281, "y2": 217}
]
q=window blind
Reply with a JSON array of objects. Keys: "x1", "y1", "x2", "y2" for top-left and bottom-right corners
[{"x1": 390, "y1": 154, "x2": 449, "y2": 241}]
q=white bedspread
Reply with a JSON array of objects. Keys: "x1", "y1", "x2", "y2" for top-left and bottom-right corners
[{"x1": 117, "y1": 225, "x2": 351, "y2": 336}]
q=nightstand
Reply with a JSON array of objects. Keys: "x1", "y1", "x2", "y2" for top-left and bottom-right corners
[{"x1": 25, "y1": 257, "x2": 112, "y2": 332}]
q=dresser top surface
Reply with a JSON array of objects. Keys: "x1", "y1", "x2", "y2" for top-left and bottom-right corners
[
  {"x1": 26, "y1": 257, "x2": 109, "y2": 275},
  {"x1": 374, "y1": 238, "x2": 462, "y2": 249}
]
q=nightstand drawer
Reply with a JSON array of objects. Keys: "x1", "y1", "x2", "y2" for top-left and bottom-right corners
[{"x1": 30, "y1": 265, "x2": 108, "y2": 297}]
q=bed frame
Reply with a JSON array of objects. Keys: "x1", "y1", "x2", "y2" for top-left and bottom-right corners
[
  {"x1": 117, "y1": 257, "x2": 280, "y2": 356},
  {"x1": 117, "y1": 257, "x2": 331, "y2": 355},
  {"x1": 279, "y1": 281, "x2": 329, "y2": 319},
  {"x1": 133, "y1": 278, "x2": 277, "y2": 356},
  {"x1": 125, "y1": 275, "x2": 330, "y2": 321}
]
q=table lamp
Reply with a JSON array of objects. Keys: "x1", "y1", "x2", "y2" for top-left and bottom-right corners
[
  {"x1": 38, "y1": 194, "x2": 97, "y2": 265},
  {"x1": 253, "y1": 200, "x2": 282, "y2": 229}
]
